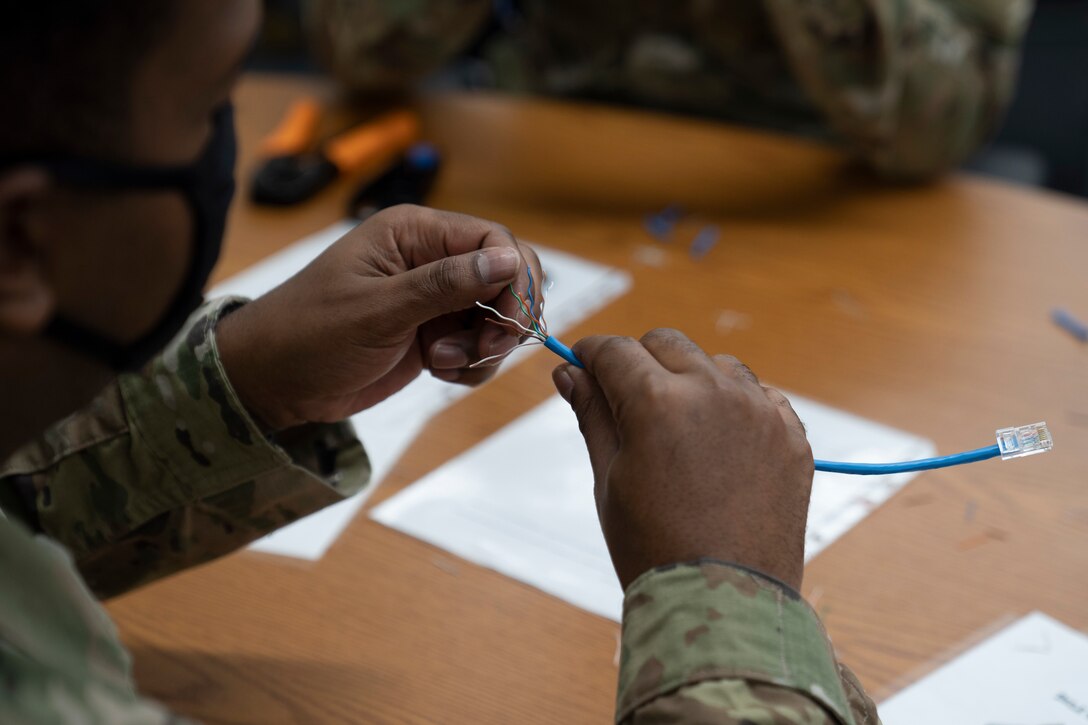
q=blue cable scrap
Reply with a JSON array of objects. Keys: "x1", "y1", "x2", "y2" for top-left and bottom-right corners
[
  {"x1": 644, "y1": 207, "x2": 720, "y2": 261},
  {"x1": 643, "y1": 204, "x2": 684, "y2": 242},
  {"x1": 689, "y1": 225, "x2": 720, "y2": 260},
  {"x1": 1052, "y1": 308, "x2": 1088, "y2": 342}
]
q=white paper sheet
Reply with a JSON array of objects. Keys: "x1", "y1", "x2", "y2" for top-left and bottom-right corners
[
  {"x1": 880, "y1": 612, "x2": 1088, "y2": 724},
  {"x1": 209, "y1": 221, "x2": 631, "y2": 559},
  {"x1": 371, "y1": 393, "x2": 935, "y2": 621}
]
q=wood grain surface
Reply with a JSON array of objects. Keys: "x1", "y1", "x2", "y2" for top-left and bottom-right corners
[{"x1": 106, "y1": 73, "x2": 1088, "y2": 724}]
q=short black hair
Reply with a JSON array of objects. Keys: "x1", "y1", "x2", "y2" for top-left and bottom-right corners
[{"x1": 0, "y1": 1, "x2": 176, "y2": 159}]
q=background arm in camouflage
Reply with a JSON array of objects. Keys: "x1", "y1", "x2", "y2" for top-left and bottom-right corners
[
  {"x1": 0, "y1": 297, "x2": 371, "y2": 600},
  {"x1": 766, "y1": 0, "x2": 1033, "y2": 179},
  {"x1": 618, "y1": 561, "x2": 881, "y2": 724},
  {"x1": 306, "y1": 0, "x2": 1030, "y2": 180},
  {"x1": 305, "y1": 0, "x2": 491, "y2": 92}
]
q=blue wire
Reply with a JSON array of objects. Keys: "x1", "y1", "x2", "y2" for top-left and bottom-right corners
[
  {"x1": 525, "y1": 265, "x2": 536, "y2": 311},
  {"x1": 1052, "y1": 308, "x2": 1088, "y2": 342},
  {"x1": 814, "y1": 445, "x2": 1000, "y2": 475},
  {"x1": 539, "y1": 334, "x2": 1002, "y2": 476},
  {"x1": 523, "y1": 266, "x2": 543, "y2": 336}
]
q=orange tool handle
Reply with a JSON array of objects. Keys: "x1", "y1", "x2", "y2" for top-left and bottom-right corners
[
  {"x1": 260, "y1": 98, "x2": 322, "y2": 157},
  {"x1": 324, "y1": 109, "x2": 421, "y2": 174}
]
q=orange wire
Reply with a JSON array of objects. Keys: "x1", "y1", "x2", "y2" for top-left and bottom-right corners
[{"x1": 513, "y1": 290, "x2": 546, "y2": 332}]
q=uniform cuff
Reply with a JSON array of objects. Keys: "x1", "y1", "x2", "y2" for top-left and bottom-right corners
[
  {"x1": 118, "y1": 297, "x2": 368, "y2": 518},
  {"x1": 617, "y1": 560, "x2": 851, "y2": 723}
]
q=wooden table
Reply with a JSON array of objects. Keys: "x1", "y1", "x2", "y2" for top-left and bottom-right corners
[{"x1": 107, "y1": 73, "x2": 1088, "y2": 724}]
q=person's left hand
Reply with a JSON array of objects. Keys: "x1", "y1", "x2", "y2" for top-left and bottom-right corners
[{"x1": 216, "y1": 205, "x2": 542, "y2": 430}]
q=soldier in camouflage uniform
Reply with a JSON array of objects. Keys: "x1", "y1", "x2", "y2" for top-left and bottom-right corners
[
  {"x1": 309, "y1": 0, "x2": 1033, "y2": 179},
  {"x1": 1, "y1": 1, "x2": 882, "y2": 723}
]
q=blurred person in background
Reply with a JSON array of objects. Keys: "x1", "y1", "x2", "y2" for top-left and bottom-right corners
[{"x1": 309, "y1": 0, "x2": 1033, "y2": 181}]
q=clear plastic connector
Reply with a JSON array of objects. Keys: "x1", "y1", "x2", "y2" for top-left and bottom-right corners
[{"x1": 996, "y1": 422, "x2": 1053, "y2": 460}]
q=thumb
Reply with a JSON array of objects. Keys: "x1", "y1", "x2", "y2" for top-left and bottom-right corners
[
  {"x1": 386, "y1": 247, "x2": 521, "y2": 328},
  {"x1": 554, "y1": 365, "x2": 620, "y2": 491}
]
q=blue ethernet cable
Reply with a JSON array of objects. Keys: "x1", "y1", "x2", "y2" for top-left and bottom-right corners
[
  {"x1": 475, "y1": 266, "x2": 1054, "y2": 475},
  {"x1": 813, "y1": 420, "x2": 1054, "y2": 474},
  {"x1": 812, "y1": 445, "x2": 1000, "y2": 475},
  {"x1": 543, "y1": 335, "x2": 584, "y2": 368},
  {"x1": 537, "y1": 334, "x2": 1052, "y2": 475}
]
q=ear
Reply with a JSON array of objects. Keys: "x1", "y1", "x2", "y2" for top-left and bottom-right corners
[{"x1": 0, "y1": 167, "x2": 55, "y2": 335}]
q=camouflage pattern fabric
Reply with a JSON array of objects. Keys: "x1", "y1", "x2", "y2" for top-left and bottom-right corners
[
  {"x1": 0, "y1": 297, "x2": 371, "y2": 599},
  {"x1": 0, "y1": 297, "x2": 371, "y2": 722},
  {"x1": 618, "y1": 560, "x2": 881, "y2": 724},
  {"x1": 307, "y1": 0, "x2": 1032, "y2": 179},
  {"x1": 306, "y1": 0, "x2": 493, "y2": 92}
]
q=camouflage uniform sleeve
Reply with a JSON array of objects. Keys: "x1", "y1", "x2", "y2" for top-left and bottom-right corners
[
  {"x1": 764, "y1": 0, "x2": 1033, "y2": 179},
  {"x1": 305, "y1": 0, "x2": 492, "y2": 93},
  {"x1": 617, "y1": 560, "x2": 880, "y2": 724},
  {"x1": 0, "y1": 297, "x2": 371, "y2": 600}
]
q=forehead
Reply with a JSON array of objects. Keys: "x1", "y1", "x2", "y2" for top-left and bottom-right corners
[{"x1": 126, "y1": 0, "x2": 261, "y2": 165}]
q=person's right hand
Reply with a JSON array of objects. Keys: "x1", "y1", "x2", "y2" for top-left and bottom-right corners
[
  {"x1": 551, "y1": 329, "x2": 814, "y2": 591},
  {"x1": 216, "y1": 205, "x2": 542, "y2": 431}
]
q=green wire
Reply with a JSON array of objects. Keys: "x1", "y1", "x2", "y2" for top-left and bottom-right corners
[{"x1": 508, "y1": 284, "x2": 541, "y2": 335}]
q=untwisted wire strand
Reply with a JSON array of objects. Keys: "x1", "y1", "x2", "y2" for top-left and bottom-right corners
[
  {"x1": 510, "y1": 267, "x2": 546, "y2": 336},
  {"x1": 473, "y1": 300, "x2": 542, "y2": 339},
  {"x1": 469, "y1": 264, "x2": 553, "y2": 368},
  {"x1": 469, "y1": 339, "x2": 545, "y2": 368}
]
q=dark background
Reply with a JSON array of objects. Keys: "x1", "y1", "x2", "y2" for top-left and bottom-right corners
[{"x1": 963, "y1": 0, "x2": 1088, "y2": 198}]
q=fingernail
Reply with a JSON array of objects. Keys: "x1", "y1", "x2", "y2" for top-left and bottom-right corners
[
  {"x1": 475, "y1": 248, "x2": 519, "y2": 284},
  {"x1": 487, "y1": 334, "x2": 517, "y2": 358},
  {"x1": 554, "y1": 367, "x2": 574, "y2": 403},
  {"x1": 432, "y1": 368, "x2": 461, "y2": 383},
  {"x1": 431, "y1": 343, "x2": 470, "y2": 369}
]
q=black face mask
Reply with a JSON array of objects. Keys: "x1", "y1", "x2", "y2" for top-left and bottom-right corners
[{"x1": 9, "y1": 104, "x2": 237, "y2": 372}]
